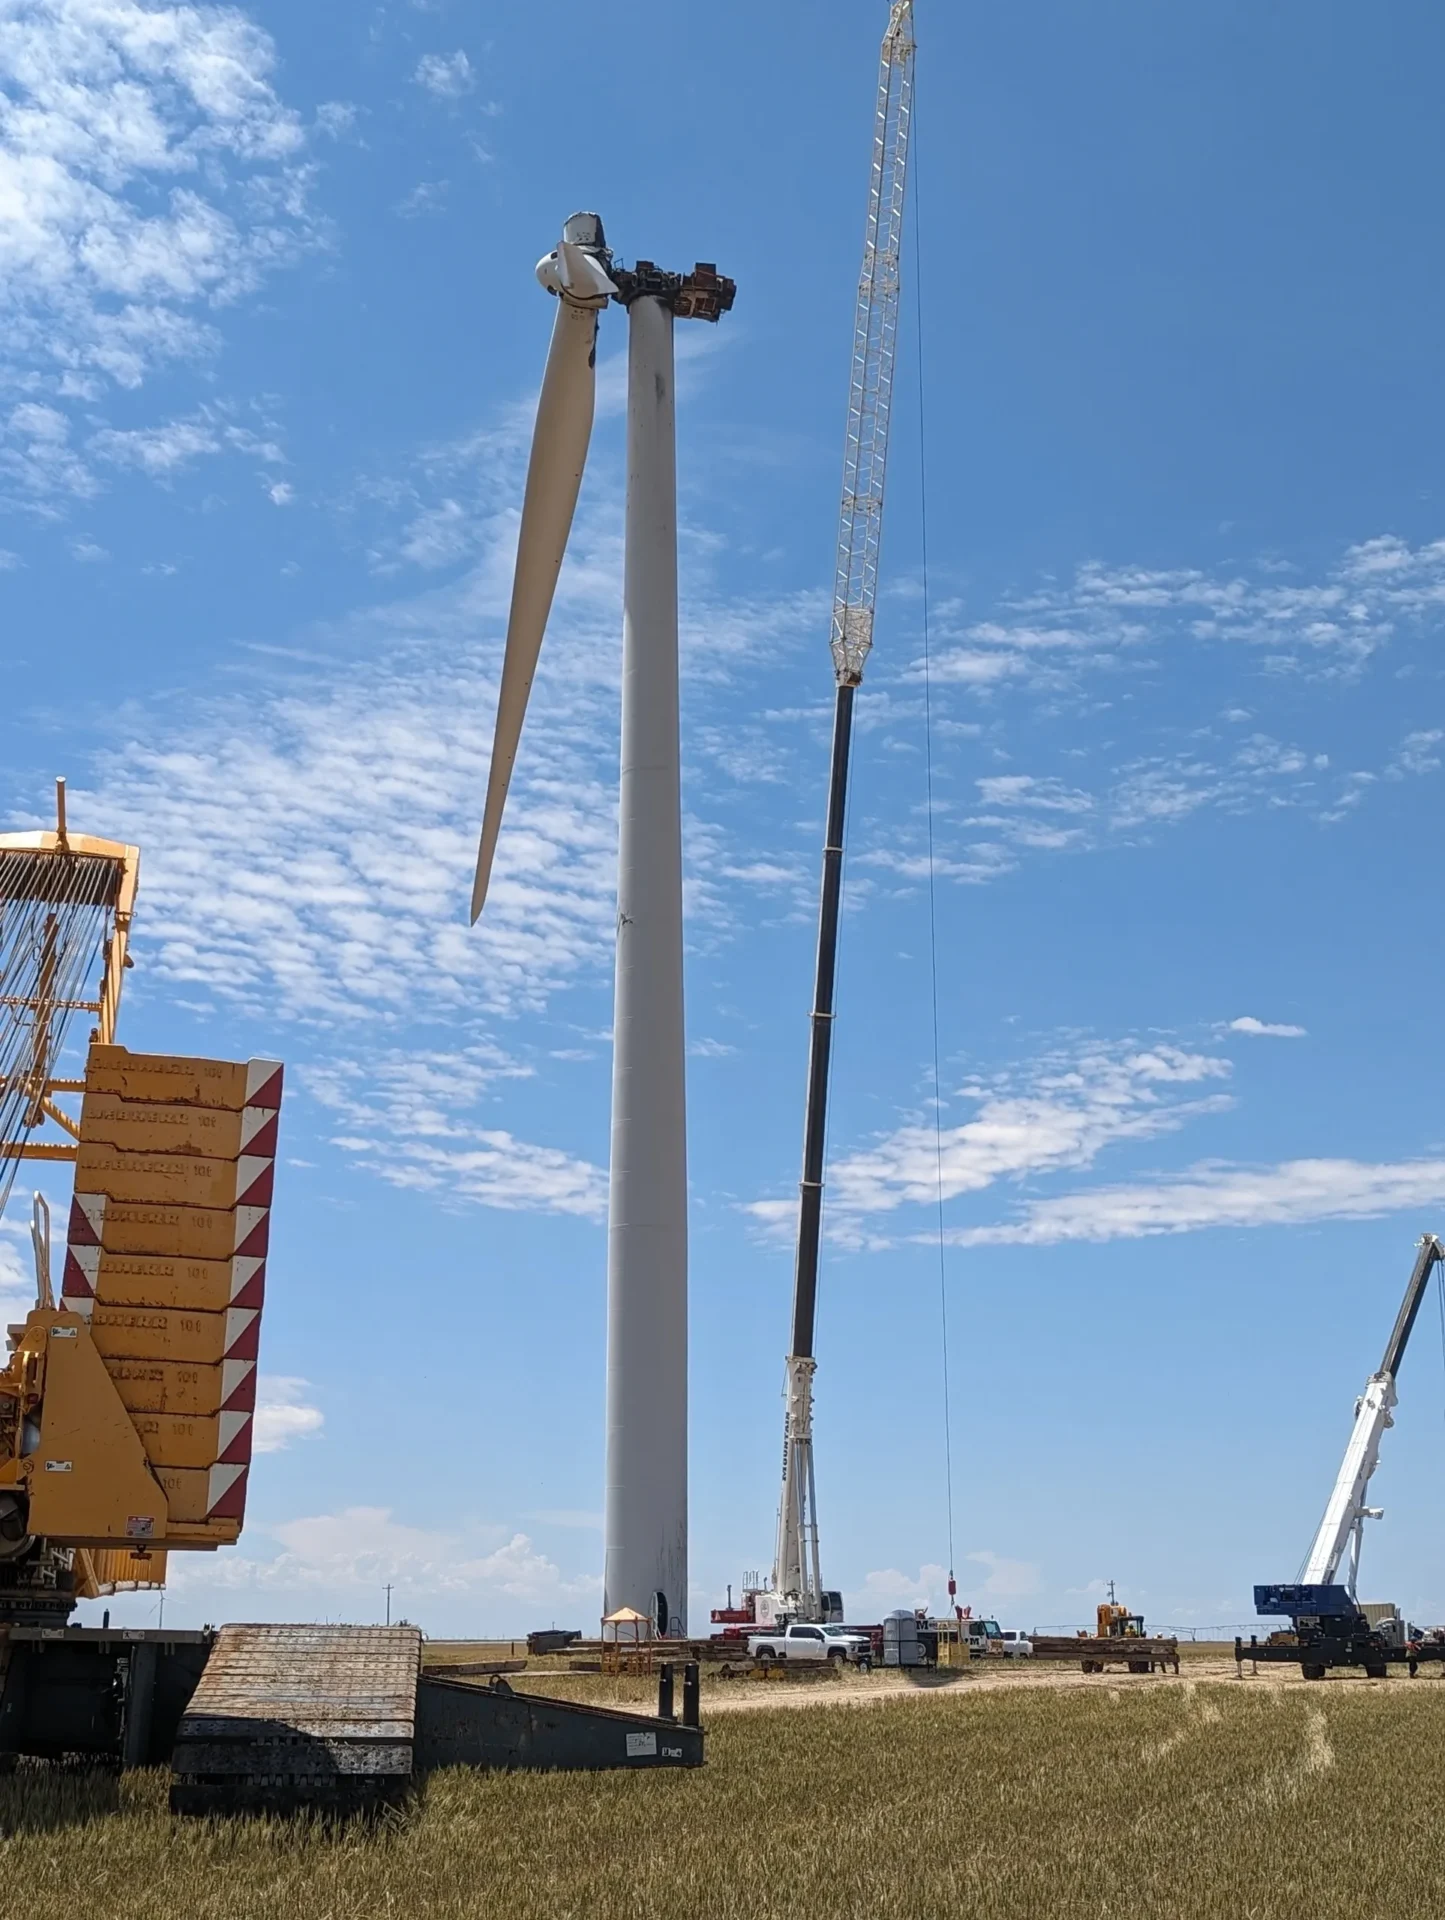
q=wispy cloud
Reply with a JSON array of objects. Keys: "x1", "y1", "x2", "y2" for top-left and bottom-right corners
[
  {"x1": 75, "y1": 626, "x2": 621, "y2": 1027},
  {"x1": 747, "y1": 1040, "x2": 1232, "y2": 1237},
  {"x1": 947, "y1": 1157, "x2": 1445, "y2": 1247},
  {"x1": 0, "y1": 0, "x2": 321, "y2": 507},
  {"x1": 0, "y1": 1219, "x2": 36, "y2": 1312},
  {"x1": 414, "y1": 51, "x2": 474, "y2": 99},
  {"x1": 1228, "y1": 1016, "x2": 1307, "y2": 1038},
  {"x1": 171, "y1": 1504, "x2": 599, "y2": 1617},
  {"x1": 916, "y1": 536, "x2": 1445, "y2": 696},
  {"x1": 308, "y1": 1050, "x2": 606, "y2": 1218},
  {"x1": 857, "y1": 1553, "x2": 1038, "y2": 1614},
  {"x1": 394, "y1": 179, "x2": 448, "y2": 219},
  {"x1": 253, "y1": 1374, "x2": 324, "y2": 1452},
  {"x1": 864, "y1": 721, "x2": 1438, "y2": 889}
]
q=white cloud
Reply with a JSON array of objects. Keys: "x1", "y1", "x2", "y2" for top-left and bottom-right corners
[
  {"x1": 750, "y1": 1041, "x2": 1231, "y2": 1231},
  {"x1": 252, "y1": 1374, "x2": 323, "y2": 1452},
  {"x1": 1228, "y1": 1016, "x2": 1307, "y2": 1038},
  {"x1": 948, "y1": 1157, "x2": 1445, "y2": 1247},
  {"x1": 855, "y1": 1555, "x2": 1038, "y2": 1614},
  {"x1": 414, "y1": 51, "x2": 473, "y2": 98},
  {"x1": 174, "y1": 1504, "x2": 599, "y2": 1616},
  {"x1": 857, "y1": 1561, "x2": 951, "y2": 1615},
  {"x1": 0, "y1": 1220, "x2": 36, "y2": 1312},
  {"x1": 305, "y1": 1048, "x2": 605, "y2": 1218},
  {"x1": 975, "y1": 774, "x2": 1092, "y2": 814},
  {"x1": 1390, "y1": 729, "x2": 1443, "y2": 778},
  {"x1": 394, "y1": 179, "x2": 447, "y2": 219},
  {"x1": 76, "y1": 629, "x2": 621, "y2": 1026},
  {"x1": 920, "y1": 535, "x2": 1445, "y2": 697},
  {"x1": 0, "y1": 0, "x2": 319, "y2": 502},
  {"x1": 90, "y1": 417, "x2": 220, "y2": 473},
  {"x1": 864, "y1": 724, "x2": 1378, "y2": 889},
  {"x1": 965, "y1": 1549, "x2": 1042, "y2": 1601}
]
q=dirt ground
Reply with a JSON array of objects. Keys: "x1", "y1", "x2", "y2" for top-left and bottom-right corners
[
  {"x1": 461, "y1": 1644, "x2": 1445, "y2": 1717},
  {"x1": 698, "y1": 1653, "x2": 1402, "y2": 1713}
]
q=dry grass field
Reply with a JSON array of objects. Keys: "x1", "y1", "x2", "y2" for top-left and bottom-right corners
[{"x1": 3, "y1": 1669, "x2": 1444, "y2": 1920}]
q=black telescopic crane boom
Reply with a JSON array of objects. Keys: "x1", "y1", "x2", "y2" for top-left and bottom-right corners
[
  {"x1": 790, "y1": 681, "x2": 857, "y2": 1360},
  {"x1": 1379, "y1": 1233, "x2": 1444, "y2": 1380}
]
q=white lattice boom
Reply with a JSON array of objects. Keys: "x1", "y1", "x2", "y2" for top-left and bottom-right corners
[{"x1": 830, "y1": 0, "x2": 915, "y2": 688}]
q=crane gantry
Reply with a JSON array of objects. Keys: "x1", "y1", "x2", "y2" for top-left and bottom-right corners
[{"x1": 771, "y1": 0, "x2": 917, "y2": 1621}]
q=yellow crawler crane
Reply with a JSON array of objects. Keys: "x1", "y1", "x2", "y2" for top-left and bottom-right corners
[{"x1": 0, "y1": 786, "x2": 281, "y2": 1623}]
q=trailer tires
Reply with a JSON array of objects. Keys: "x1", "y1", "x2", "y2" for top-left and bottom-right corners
[
  {"x1": 1302, "y1": 1663, "x2": 1326, "y2": 1681},
  {"x1": 1364, "y1": 1664, "x2": 1388, "y2": 1680}
]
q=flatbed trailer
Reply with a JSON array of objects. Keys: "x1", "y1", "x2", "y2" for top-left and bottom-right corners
[
  {"x1": 1029, "y1": 1635, "x2": 1180, "y2": 1674},
  {"x1": 1234, "y1": 1633, "x2": 1445, "y2": 1679},
  {"x1": 0, "y1": 1622, "x2": 705, "y2": 1808}
]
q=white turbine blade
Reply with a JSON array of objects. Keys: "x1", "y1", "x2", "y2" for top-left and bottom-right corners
[
  {"x1": 556, "y1": 239, "x2": 617, "y2": 300},
  {"x1": 470, "y1": 294, "x2": 599, "y2": 922}
]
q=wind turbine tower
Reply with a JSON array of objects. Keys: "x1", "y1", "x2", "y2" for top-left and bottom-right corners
[{"x1": 471, "y1": 216, "x2": 734, "y2": 1638}]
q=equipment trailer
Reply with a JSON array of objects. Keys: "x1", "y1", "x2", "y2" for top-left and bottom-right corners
[{"x1": 0, "y1": 1622, "x2": 704, "y2": 1810}]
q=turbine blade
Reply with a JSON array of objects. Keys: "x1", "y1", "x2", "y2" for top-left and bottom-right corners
[
  {"x1": 470, "y1": 295, "x2": 600, "y2": 922},
  {"x1": 556, "y1": 239, "x2": 617, "y2": 300}
]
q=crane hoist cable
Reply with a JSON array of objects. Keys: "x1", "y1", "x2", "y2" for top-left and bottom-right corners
[{"x1": 909, "y1": 90, "x2": 958, "y2": 1596}]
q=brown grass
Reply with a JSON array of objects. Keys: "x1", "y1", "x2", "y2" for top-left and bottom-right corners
[{"x1": 3, "y1": 1675, "x2": 1444, "y2": 1918}]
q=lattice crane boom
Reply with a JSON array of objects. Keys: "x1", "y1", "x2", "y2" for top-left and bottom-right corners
[
  {"x1": 832, "y1": 0, "x2": 916, "y2": 689},
  {"x1": 773, "y1": 0, "x2": 916, "y2": 1616}
]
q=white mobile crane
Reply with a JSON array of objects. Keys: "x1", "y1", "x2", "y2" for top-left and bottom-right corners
[
  {"x1": 1243, "y1": 1234, "x2": 1445, "y2": 1679},
  {"x1": 713, "y1": 0, "x2": 916, "y2": 1639}
]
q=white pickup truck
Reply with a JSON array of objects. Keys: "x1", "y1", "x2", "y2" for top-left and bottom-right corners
[{"x1": 747, "y1": 1623, "x2": 873, "y2": 1670}]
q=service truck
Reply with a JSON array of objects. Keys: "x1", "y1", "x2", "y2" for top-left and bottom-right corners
[{"x1": 747, "y1": 1623, "x2": 873, "y2": 1670}]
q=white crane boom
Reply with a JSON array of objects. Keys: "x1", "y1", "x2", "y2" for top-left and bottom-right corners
[
  {"x1": 1300, "y1": 1234, "x2": 1443, "y2": 1595},
  {"x1": 831, "y1": 0, "x2": 916, "y2": 689},
  {"x1": 772, "y1": 0, "x2": 916, "y2": 1618}
]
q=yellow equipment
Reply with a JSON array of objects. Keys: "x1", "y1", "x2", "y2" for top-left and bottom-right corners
[
  {"x1": 1096, "y1": 1600, "x2": 1146, "y2": 1638},
  {"x1": 0, "y1": 793, "x2": 282, "y2": 1619}
]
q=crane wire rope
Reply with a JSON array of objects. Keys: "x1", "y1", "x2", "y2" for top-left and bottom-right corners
[
  {"x1": 908, "y1": 96, "x2": 958, "y2": 1590},
  {"x1": 1436, "y1": 1259, "x2": 1445, "y2": 1435}
]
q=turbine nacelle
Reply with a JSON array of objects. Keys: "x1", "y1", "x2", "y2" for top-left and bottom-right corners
[{"x1": 536, "y1": 211, "x2": 617, "y2": 305}]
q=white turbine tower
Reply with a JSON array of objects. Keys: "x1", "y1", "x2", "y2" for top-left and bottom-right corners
[{"x1": 471, "y1": 214, "x2": 734, "y2": 1637}]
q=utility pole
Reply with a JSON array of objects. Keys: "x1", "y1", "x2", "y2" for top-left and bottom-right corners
[{"x1": 385, "y1": 1583, "x2": 392, "y2": 1627}]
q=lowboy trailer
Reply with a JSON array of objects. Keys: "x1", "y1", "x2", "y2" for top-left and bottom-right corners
[{"x1": 0, "y1": 1623, "x2": 705, "y2": 1810}]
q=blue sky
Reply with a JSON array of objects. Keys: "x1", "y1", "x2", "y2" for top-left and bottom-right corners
[{"x1": 4, "y1": 0, "x2": 1445, "y2": 1637}]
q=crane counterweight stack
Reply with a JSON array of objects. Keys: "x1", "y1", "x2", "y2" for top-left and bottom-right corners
[{"x1": 768, "y1": 0, "x2": 916, "y2": 1626}]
